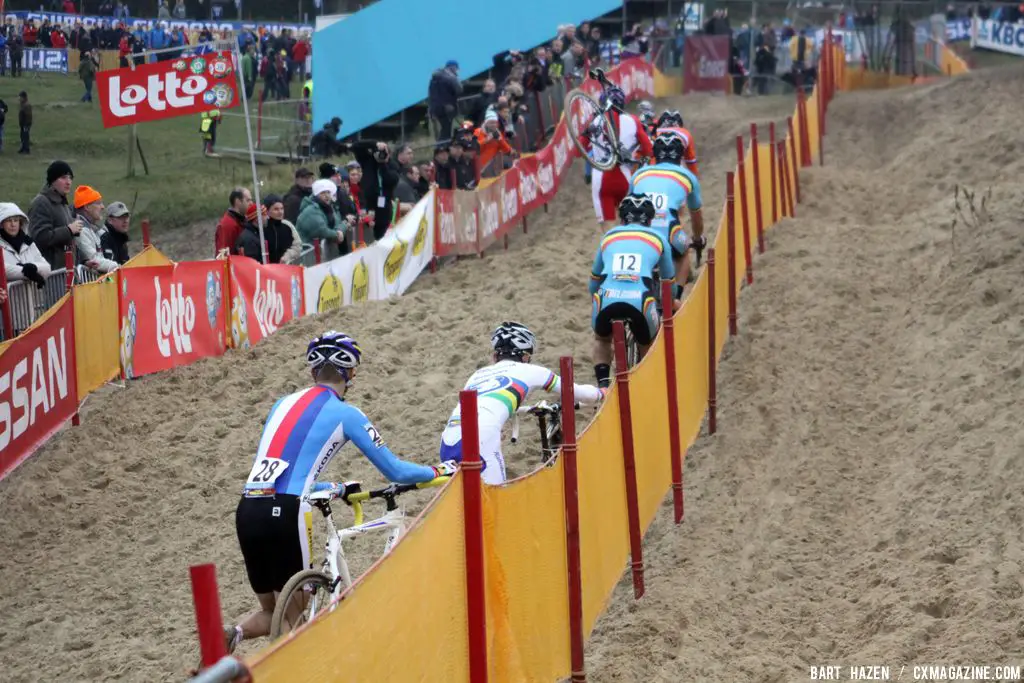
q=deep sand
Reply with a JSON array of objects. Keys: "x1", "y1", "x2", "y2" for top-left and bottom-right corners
[{"x1": 1, "y1": 67, "x2": 1020, "y2": 682}]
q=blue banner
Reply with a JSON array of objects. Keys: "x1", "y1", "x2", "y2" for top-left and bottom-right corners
[
  {"x1": 3, "y1": 48, "x2": 69, "y2": 73},
  {"x1": 973, "y1": 18, "x2": 1024, "y2": 56},
  {"x1": 7, "y1": 10, "x2": 312, "y2": 35},
  {"x1": 946, "y1": 18, "x2": 972, "y2": 42}
]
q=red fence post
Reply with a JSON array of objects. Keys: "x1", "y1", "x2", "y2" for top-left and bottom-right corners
[
  {"x1": 797, "y1": 90, "x2": 812, "y2": 167},
  {"x1": 818, "y1": 83, "x2": 826, "y2": 167},
  {"x1": 661, "y1": 281, "x2": 684, "y2": 524},
  {"x1": 459, "y1": 390, "x2": 489, "y2": 683},
  {"x1": 735, "y1": 137, "x2": 753, "y2": 286},
  {"x1": 141, "y1": 218, "x2": 151, "y2": 247},
  {"x1": 750, "y1": 123, "x2": 765, "y2": 254},
  {"x1": 769, "y1": 122, "x2": 779, "y2": 225},
  {"x1": 611, "y1": 321, "x2": 645, "y2": 599},
  {"x1": 707, "y1": 248, "x2": 717, "y2": 435},
  {"x1": 190, "y1": 563, "x2": 227, "y2": 669},
  {"x1": 776, "y1": 142, "x2": 791, "y2": 218},
  {"x1": 559, "y1": 357, "x2": 587, "y2": 683},
  {"x1": 787, "y1": 116, "x2": 802, "y2": 205},
  {"x1": 0, "y1": 249, "x2": 13, "y2": 340},
  {"x1": 64, "y1": 249, "x2": 80, "y2": 426},
  {"x1": 783, "y1": 140, "x2": 797, "y2": 217},
  {"x1": 726, "y1": 172, "x2": 738, "y2": 337}
]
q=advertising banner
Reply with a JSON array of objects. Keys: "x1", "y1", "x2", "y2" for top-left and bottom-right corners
[
  {"x1": 118, "y1": 261, "x2": 226, "y2": 379},
  {"x1": 683, "y1": 35, "x2": 730, "y2": 93},
  {"x1": 302, "y1": 248, "x2": 381, "y2": 315},
  {"x1": 499, "y1": 166, "x2": 522, "y2": 237},
  {"x1": 434, "y1": 189, "x2": 458, "y2": 259},
  {"x1": 516, "y1": 156, "x2": 545, "y2": 217},
  {"x1": 476, "y1": 181, "x2": 503, "y2": 253},
  {"x1": 972, "y1": 18, "x2": 1024, "y2": 57},
  {"x1": 550, "y1": 120, "x2": 574, "y2": 186},
  {"x1": 227, "y1": 257, "x2": 305, "y2": 349},
  {"x1": 454, "y1": 190, "x2": 481, "y2": 257},
  {"x1": 534, "y1": 141, "x2": 558, "y2": 205},
  {"x1": 0, "y1": 296, "x2": 77, "y2": 482},
  {"x1": 947, "y1": 18, "x2": 972, "y2": 42},
  {"x1": 613, "y1": 58, "x2": 655, "y2": 100},
  {"x1": 7, "y1": 10, "x2": 312, "y2": 35},
  {"x1": 96, "y1": 50, "x2": 240, "y2": 128},
  {"x1": 375, "y1": 192, "x2": 435, "y2": 298},
  {"x1": 2, "y1": 48, "x2": 68, "y2": 74}
]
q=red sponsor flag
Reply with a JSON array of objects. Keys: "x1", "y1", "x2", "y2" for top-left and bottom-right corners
[
  {"x1": 683, "y1": 36, "x2": 731, "y2": 93},
  {"x1": 0, "y1": 296, "x2": 78, "y2": 482},
  {"x1": 227, "y1": 257, "x2": 305, "y2": 349},
  {"x1": 96, "y1": 51, "x2": 240, "y2": 128},
  {"x1": 118, "y1": 262, "x2": 227, "y2": 378}
]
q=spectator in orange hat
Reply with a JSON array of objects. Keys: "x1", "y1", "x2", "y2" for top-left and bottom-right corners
[
  {"x1": 74, "y1": 185, "x2": 119, "y2": 273},
  {"x1": 474, "y1": 110, "x2": 514, "y2": 176}
]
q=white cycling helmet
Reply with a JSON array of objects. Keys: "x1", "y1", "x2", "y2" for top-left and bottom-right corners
[{"x1": 491, "y1": 321, "x2": 537, "y2": 359}]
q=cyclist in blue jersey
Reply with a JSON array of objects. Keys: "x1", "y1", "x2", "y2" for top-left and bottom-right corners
[
  {"x1": 629, "y1": 133, "x2": 706, "y2": 300},
  {"x1": 589, "y1": 195, "x2": 675, "y2": 388},
  {"x1": 224, "y1": 331, "x2": 457, "y2": 653}
]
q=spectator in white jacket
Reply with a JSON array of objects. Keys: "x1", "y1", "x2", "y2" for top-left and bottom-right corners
[
  {"x1": 0, "y1": 202, "x2": 51, "y2": 288},
  {"x1": 73, "y1": 185, "x2": 119, "y2": 273}
]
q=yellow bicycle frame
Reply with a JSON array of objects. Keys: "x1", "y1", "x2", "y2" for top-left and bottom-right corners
[{"x1": 346, "y1": 476, "x2": 450, "y2": 526}]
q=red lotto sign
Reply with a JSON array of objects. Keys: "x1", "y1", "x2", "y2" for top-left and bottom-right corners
[
  {"x1": 227, "y1": 257, "x2": 305, "y2": 349},
  {"x1": 97, "y1": 51, "x2": 240, "y2": 128},
  {"x1": 118, "y1": 262, "x2": 227, "y2": 378}
]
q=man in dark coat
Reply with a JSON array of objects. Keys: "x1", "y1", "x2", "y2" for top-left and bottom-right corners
[
  {"x1": 28, "y1": 160, "x2": 84, "y2": 269},
  {"x1": 283, "y1": 167, "x2": 314, "y2": 224},
  {"x1": 427, "y1": 60, "x2": 463, "y2": 142}
]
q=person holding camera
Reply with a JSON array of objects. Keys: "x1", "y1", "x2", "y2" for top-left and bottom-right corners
[
  {"x1": 350, "y1": 141, "x2": 400, "y2": 242},
  {"x1": 474, "y1": 112, "x2": 515, "y2": 178}
]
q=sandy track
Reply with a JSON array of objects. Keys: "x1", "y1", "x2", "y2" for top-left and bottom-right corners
[
  {"x1": 0, "y1": 93, "x2": 796, "y2": 681},
  {"x1": 586, "y1": 66, "x2": 1024, "y2": 681}
]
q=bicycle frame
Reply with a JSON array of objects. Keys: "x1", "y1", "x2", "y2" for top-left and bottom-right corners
[{"x1": 319, "y1": 505, "x2": 409, "y2": 596}]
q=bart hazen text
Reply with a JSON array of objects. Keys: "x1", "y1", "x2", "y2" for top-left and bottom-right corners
[{"x1": 810, "y1": 664, "x2": 1023, "y2": 680}]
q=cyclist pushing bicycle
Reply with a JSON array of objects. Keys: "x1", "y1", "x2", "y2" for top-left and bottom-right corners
[
  {"x1": 224, "y1": 331, "x2": 457, "y2": 654},
  {"x1": 438, "y1": 322, "x2": 606, "y2": 485},
  {"x1": 590, "y1": 195, "x2": 674, "y2": 387}
]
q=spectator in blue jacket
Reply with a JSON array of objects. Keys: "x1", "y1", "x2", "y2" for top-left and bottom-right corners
[{"x1": 428, "y1": 60, "x2": 463, "y2": 143}]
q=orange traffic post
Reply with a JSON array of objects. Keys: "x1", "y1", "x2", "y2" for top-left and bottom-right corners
[
  {"x1": 190, "y1": 563, "x2": 227, "y2": 670},
  {"x1": 797, "y1": 89, "x2": 812, "y2": 168},
  {"x1": 734, "y1": 136, "x2": 753, "y2": 286},
  {"x1": 660, "y1": 281, "x2": 684, "y2": 524},
  {"x1": 63, "y1": 249, "x2": 81, "y2": 426},
  {"x1": 141, "y1": 218, "x2": 151, "y2": 247},
  {"x1": 768, "y1": 122, "x2": 779, "y2": 225},
  {"x1": 787, "y1": 116, "x2": 802, "y2": 205},
  {"x1": 725, "y1": 172, "x2": 738, "y2": 337},
  {"x1": 707, "y1": 248, "x2": 717, "y2": 435},
  {"x1": 459, "y1": 390, "x2": 489, "y2": 683},
  {"x1": 750, "y1": 123, "x2": 765, "y2": 253},
  {"x1": 558, "y1": 357, "x2": 587, "y2": 683},
  {"x1": 611, "y1": 321, "x2": 645, "y2": 599}
]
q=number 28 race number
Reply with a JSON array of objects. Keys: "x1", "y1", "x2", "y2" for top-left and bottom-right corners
[{"x1": 244, "y1": 457, "x2": 290, "y2": 496}]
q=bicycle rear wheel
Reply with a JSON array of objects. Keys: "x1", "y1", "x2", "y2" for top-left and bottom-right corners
[
  {"x1": 269, "y1": 569, "x2": 335, "y2": 640},
  {"x1": 564, "y1": 89, "x2": 619, "y2": 172},
  {"x1": 623, "y1": 322, "x2": 641, "y2": 370}
]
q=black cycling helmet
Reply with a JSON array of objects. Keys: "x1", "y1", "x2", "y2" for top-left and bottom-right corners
[
  {"x1": 307, "y1": 331, "x2": 362, "y2": 383},
  {"x1": 618, "y1": 194, "x2": 656, "y2": 226},
  {"x1": 659, "y1": 109, "x2": 684, "y2": 128},
  {"x1": 653, "y1": 133, "x2": 685, "y2": 164},
  {"x1": 491, "y1": 321, "x2": 537, "y2": 360}
]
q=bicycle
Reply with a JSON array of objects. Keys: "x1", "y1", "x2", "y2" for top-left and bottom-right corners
[
  {"x1": 565, "y1": 67, "x2": 629, "y2": 173},
  {"x1": 268, "y1": 476, "x2": 449, "y2": 640},
  {"x1": 510, "y1": 400, "x2": 566, "y2": 465}
]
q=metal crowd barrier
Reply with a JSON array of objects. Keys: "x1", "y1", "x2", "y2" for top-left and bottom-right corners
[{"x1": 7, "y1": 268, "x2": 68, "y2": 337}]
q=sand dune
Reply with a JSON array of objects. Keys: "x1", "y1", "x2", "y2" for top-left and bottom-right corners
[
  {"x1": 586, "y1": 65, "x2": 1024, "y2": 682},
  {"x1": 0, "y1": 92, "x2": 797, "y2": 681}
]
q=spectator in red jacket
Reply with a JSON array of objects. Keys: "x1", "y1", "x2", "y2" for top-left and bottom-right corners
[
  {"x1": 214, "y1": 187, "x2": 252, "y2": 256},
  {"x1": 292, "y1": 36, "x2": 310, "y2": 82},
  {"x1": 62, "y1": 0, "x2": 77, "y2": 13},
  {"x1": 51, "y1": 29, "x2": 67, "y2": 49},
  {"x1": 23, "y1": 22, "x2": 39, "y2": 47}
]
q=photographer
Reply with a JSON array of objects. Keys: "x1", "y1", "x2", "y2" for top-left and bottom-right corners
[
  {"x1": 491, "y1": 49, "x2": 526, "y2": 88},
  {"x1": 474, "y1": 112, "x2": 515, "y2": 178},
  {"x1": 350, "y1": 141, "x2": 400, "y2": 241},
  {"x1": 523, "y1": 47, "x2": 553, "y2": 93}
]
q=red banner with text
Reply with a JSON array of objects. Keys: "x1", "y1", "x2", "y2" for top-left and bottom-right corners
[
  {"x1": 227, "y1": 257, "x2": 305, "y2": 349},
  {"x1": 499, "y1": 166, "x2": 522, "y2": 236},
  {"x1": 476, "y1": 181, "x2": 503, "y2": 253},
  {"x1": 0, "y1": 296, "x2": 78, "y2": 482},
  {"x1": 118, "y1": 262, "x2": 227, "y2": 378},
  {"x1": 683, "y1": 36, "x2": 730, "y2": 94}
]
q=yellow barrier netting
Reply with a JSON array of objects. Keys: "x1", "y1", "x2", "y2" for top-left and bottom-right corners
[
  {"x1": 630, "y1": 340, "x2": 673, "y2": 533},
  {"x1": 248, "y1": 482, "x2": 470, "y2": 681},
  {"x1": 124, "y1": 246, "x2": 174, "y2": 269},
  {"x1": 74, "y1": 277, "x2": 120, "y2": 399}
]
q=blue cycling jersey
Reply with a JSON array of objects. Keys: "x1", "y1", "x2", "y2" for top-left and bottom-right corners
[
  {"x1": 628, "y1": 162, "x2": 703, "y2": 255},
  {"x1": 589, "y1": 224, "x2": 675, "y2": 298},
  {"x1": 242, "y1": 385, "x2": 436, "y2": 498}
]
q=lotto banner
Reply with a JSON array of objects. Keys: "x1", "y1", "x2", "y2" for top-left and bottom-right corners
[
  {"x1": 550, "y1": 120, "x2": 574, "y2": 185},
  {"x1": 476, "y1": 181, "x2": 503, "y2": 253},
  {"x1": 96, "y1": 50, "x2": 240, "y2": 128},
  {"x1": 434, "y1": 189, "x2": 458, "y2": 259},
  {"x1": 0, "y1": 295, "x2": 78, "y2": 482},
  {"x1": 532, "y1": 142, "x2": 559, "y2": 205},
  {"x1": 683, "y1": 35, "x2": 730, "y2": 93},
  {"x1": 376, "y1": 192, "x2": 435, "y2": 298},
  {"x1": 515, "y1": 156, "x2": 545, "y2": 216},
  {"x1": 613, "y1": 58, "x2": 655, "y2": 100},
  {"x1": 118, "y1": 262, "x2": 227, "y2": 379},
  {"x1": 227, "y1": 257, "x2": 305, "y2": 350},
  {"x1": 453, "y1": 190, "x2": 481, "y2": 257},
  {"x1": 498, "y1": 166, "x2": 523, "y2": 236}
]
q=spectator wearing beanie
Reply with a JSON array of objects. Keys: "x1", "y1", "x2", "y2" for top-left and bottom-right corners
[
  {"x1": 99, "y1": 201, "x2": 131, "y2": 265},
  {"x1": 283, "y1": 167, "x2": 315, "y2": 225},
  {"x1": 214, "y1": 187, "x2": 252, "y2": 256},
  {"x1": 345, "y1": 161, "x2": 363, "y2": 214},
  {"x1": 297, "y1": 179, "x2": 345, "y2": 252},
  {"x1": 74, "y1": 185, "x2": 119, "y2": 273},
  {"x1": 0, "y1": 202, "x2": 51, "y2": 291},
  {"x1": 235, "y1": 195, "x2": 302, "y2": 264},
  {"x1": 28, "y1": 160, "x2": 84, "y2": 270},
  {"x1": 433, "y1": 144, "x2": 453, "y2": 190}
]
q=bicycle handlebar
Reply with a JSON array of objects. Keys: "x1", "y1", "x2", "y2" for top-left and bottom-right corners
[{"x1": 343, "y1": 476, "x2": 449, "y2": 504}]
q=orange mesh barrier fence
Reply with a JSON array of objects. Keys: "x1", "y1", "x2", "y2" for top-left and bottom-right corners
[
  {"x1": 247, "y1": 482, "x2": 470, "y2": 681},
  {"x1": 628, "y1": 339, "x2": 673, "y2": 533},
  {"x1": 675, "y1": 272, "x2": 710, "y2": 447},
  {"x1": 124, "y1": 246, "x2": 173, "y2": 268},
  {"x1": 482, "y1": 462, "x2": 571, "y2": 681},
  {"x1": 758, "y1": 143, "x2": 776, "y2": 232},
  {"x1": 807, "y1": 87, "x2": 821, "y2": 162},
  {"x1": 74, "y1": 277, "x2": 120, "y2": 399},
  {"x1": 576, "y1": 390, "x2": 629, "y2": 637},
  {"x1": 713, "y1": 211, "x2": 731, "y2": 359}
]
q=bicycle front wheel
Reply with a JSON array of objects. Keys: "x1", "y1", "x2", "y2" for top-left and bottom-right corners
[
  {"x1": 270, "y1": 569, "x2": 336, "y2": 640},
  {"x1": 564, "y1": 89, "x2": 619, "y2": 172}
]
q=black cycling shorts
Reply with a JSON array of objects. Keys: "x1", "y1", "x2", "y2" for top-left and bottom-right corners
[
  {"x1": 594, "y1": 300, "x2": 659, "y2": 347},
  {"x1": 235, "y1": 494, "x2": 313, "y2": 594}
]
